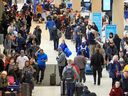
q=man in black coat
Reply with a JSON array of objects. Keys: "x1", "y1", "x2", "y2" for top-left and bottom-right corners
[
  {"x1": 91, "y1": 46, "x2": 104, "y2": 85},
  {"x1": 26, "y1": 12, "x2": 32, "y2": 34},
  {"x1": 52, "y1": 27, "x2": 59, "y2": 51},
  {"x1": 0, "y1": 54, "x2": 4, "y2": 73}
]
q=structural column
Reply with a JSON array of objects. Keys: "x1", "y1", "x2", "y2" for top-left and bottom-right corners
[
  {"x1": 54, "y1": 0, "x2": 62, "y2": 7},
  {"x1": 112, "y1": 0, "x2": 124, "y2": 38},
  {"x1": 92, "y1": 0, "x2": 102, "y2": 12},
  {"x1": 71, "y1": 0, "x2": 81, "y2": 11}
]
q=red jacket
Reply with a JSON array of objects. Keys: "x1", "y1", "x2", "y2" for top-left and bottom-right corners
[{"x1": 109, "y1": 87, "x2": 123, "y2": 96}]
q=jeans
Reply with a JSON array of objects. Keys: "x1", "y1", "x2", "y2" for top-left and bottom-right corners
[
  {"x1": 53, "y1": 39, "x2": 59, "y2": 50},
  {"x1": 49, "y1": 29, "x2": 53, "y2": 40},
  {"x1": 80, "y1": 69, "x2": 86, "y2": 83},
  {"x1": 66, "y1": 82, "x2": 75, "y2": 96},
  {"x1": 36, "y1": 67, "x2": 45, "y2": 82}
]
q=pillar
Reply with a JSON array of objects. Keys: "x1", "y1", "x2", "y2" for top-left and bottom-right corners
[
  {"x1": 72, "y1": 0, "x2": 81, "y2": 11},
  {"x1": 54, "y1": 0, "x2": 62, "y2": 7},
  {"x1": 92, "y1": 0, "x2": 102, "y2": 12},
  {"x1": 0, "y1": 0, "x2": 4, "y2": 20},
  {"x1": 112, "y1": 0, "x2": 124, "y2": 38}
]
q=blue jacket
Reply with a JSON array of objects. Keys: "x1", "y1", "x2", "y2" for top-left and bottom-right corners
[
  {"x1": 46, "y1": 20, "x2": 56, "y2": 30},
  {"x1": 108, "y1": 61, "x2": 121, "y2": 78},
  {"x1": 37, "y1": 52, "x2": 48, "y2": 69}
]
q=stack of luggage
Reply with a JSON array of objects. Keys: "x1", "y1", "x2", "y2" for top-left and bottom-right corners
[{"x1": 61, "y1": 81, "x2": 97, "y2": 96}]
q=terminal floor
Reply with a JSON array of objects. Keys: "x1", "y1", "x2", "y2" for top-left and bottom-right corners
[
  {"x1": 0, "y1": 12, "x2": 112, "y2": 96},
  {"x1": 30, "y1": 22, "x2": 112, "y2": 96}
]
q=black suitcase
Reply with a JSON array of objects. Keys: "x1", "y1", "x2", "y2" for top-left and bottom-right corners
[
  {"x1": 50, "y1": 66, "x2": 56, "y2": 86},
  {"x1": 21, "y1": 83, "x2": 30, "y2": 96},
  {"x1": 60, "y1": 80, "x2": 67, "y2": 96},
  {"x1": 75, "y1": 83, "x2": 84, "y2": 96}
]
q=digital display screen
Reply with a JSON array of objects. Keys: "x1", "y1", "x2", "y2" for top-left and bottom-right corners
[
  {"x1": 84, "y1": 0, "x2": 90, "y2": 2},
  {"x1": 102, "y1": 0, "x2": 111, "y2": 11}
]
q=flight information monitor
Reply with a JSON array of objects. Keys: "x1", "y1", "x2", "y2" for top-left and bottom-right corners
[{"x1": 102, "y1": 0, "x2": 112, "y2": 11}]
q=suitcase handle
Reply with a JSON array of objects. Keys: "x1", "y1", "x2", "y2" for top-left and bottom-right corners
[{"x1": 54, "y1": 65, "x2": 56, "y2": 74}]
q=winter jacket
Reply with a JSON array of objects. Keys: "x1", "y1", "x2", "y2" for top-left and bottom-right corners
[
  {"x1": 109, "y1": 87, "x2": 123, "y2": 96},
  {"x1": 121, "y1": 75, "x2": 128, "y2": 93},
  {"x1": 46, "y1": 20, "x2": 56, "y2": 30},
  {"x1": 74, "y1": 55, "x2": 86, "y2": 70},
  {"x1": 106, "y1": 46, "x2": 118, "y2": 60},
  {"x1": 90, "y1": 52, "x2": 104, "y2": 70},
  {"x1": 108, "y1": 61, "x2": 121, "y2": 79},
  {"x1": 56, "y1": 51, "x2": 66, "y2": 67}
]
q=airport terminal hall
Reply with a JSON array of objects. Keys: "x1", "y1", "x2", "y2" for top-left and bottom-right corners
[{"x1": 0, "y1": 0, "x2": 128, "y2": 96}]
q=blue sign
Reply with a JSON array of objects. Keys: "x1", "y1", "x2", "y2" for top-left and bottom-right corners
[
  {"x1": 92, "y1": 12, "x2": 102, "y2": 34},
  {"x1": 105, "y1": 25, "x2": 117, "y2": 38}
]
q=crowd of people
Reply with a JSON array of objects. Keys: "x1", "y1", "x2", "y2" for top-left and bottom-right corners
[{"x1": 0, "y1": 1, "x2": 128, "y2": 96}]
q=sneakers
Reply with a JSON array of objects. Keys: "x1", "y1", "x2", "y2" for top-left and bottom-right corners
[
  {"x1": 39, "y1": 82, "x2": 42, "y2": 84},
  {"x1": 36, "y1": 81, "x2": 42, "y2": 85}
]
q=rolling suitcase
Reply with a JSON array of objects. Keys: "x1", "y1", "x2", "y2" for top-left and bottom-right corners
[
  {"x1": 21, "y1": 83, "x2": 30, "y2": 96},
  {"x1": 50, "y1": 65, "x2": 56, "y2": 86},
  {"x1": 75, "y1": 83, "x2": 84, "y2": 96}
]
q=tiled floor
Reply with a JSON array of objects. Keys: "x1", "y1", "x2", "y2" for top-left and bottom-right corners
[
  {"x1": 0, "y1": 4, "x2": 112, "y2": 95},
  {"x1": 0, "y1": 20, "x2": 112, "y2": 96},
  {"x1": 30, "y1": 22, "x2": 112, "y2": 96}
]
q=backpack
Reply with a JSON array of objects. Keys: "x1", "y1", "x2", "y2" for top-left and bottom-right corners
[
  {"x1": 23, "y1": 70, "x2": 33, "y2": 83},
  {"x1": 64, "y1": 66, "x2": 74, "y2": 82}
]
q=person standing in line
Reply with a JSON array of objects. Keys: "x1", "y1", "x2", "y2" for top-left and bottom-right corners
[
  {"x1": 46, "y1": 17, "x2": 56, "y2": 41},
  {"x1": 62, "y1": 59, "x2": 79, "y2": 96},
  {"x1": 108, "y1": 55, "x2": 122, "y2": 86},
  {"x1": 0, "y1": 54, "x2": 4, "y2": 73},
  {"x1": 33, "y1": 25, "x2": 42, "y2": 45},
  {"x1": 90, "y1": 46, "x2": 104, "y2": 85},
  {"x1": 16, "y1": 50, "x2": 29, "y2": 71},
  {"x1": 52, "y1": 26, "x2": 60, "y2": 51},
  {"x1": 109, "y1": 81, "x2": 123, "y2": 96},
  {"x1": 26, "y1": 12, "x2": 32, "y2": 34},
  {"x1": 74, "y1": 53, "x2": 86, "y2": 83},
  {"x1": 35, "y1": 49, "x2": 48, "y2": 84},
  {"x1": 121, "y1": 65, "x2": 128, "y2": 95},
  {"x1": 56, "y1": 48, "x2": 67, "y2": 80}
]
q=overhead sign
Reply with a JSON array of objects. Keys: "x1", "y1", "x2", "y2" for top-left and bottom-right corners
[
  {"x1": 105, "y1": 25, "x2": 117, "y2": 38},
  {"x1": 92, "y1": 12, "x2": 102, "y2": 34},
  {"x1": 102, "y1": 0, "x2": 112, "y2": 11}
]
